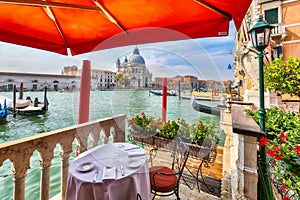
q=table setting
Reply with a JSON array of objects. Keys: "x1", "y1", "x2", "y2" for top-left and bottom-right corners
[{"x1": 66, "y1": 142, "x2": 150, "y2": 200}]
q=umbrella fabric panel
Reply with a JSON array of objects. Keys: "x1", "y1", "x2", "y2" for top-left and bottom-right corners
[{"x1": 0, "y1": 0, "x2": 252, "y2": 55}]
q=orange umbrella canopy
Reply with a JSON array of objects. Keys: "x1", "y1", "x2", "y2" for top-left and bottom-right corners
[{"x1": 0, "y1": 0, "x2": 251, "y2": 55}]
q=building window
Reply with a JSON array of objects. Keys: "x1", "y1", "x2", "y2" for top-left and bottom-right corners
[
  {"x1": 272, "y1": 46, "x2": 282, "y2": 60},
  {"x1": 265, "y1": 8, "x2": 278, "y2": 24},
  {"x1": 32, "y1": 84, "x2": 37, "y2": 91}
]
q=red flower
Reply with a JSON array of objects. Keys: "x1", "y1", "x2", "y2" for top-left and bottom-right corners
[
  {"x1": 200, "y1": 125, "x2": 205, "y2": 129},
  {"x1": 168, "y1": 120, "x2": 170, "y2": 124},
  {"x1": 280, "y1": 131, "x2": 287, "y2": 143},
  {"x1": 274, "y1": 145, "x2": 282, "y2": 152},
  {"x1": 292, "y1": 172, "x2": 297, "y2": 177},
  {"x1": 267, "y1": 150, "x2": 275, "y2": 157},
  {"x1": 177, "y1": 118, "x2": 181, "y2": 122},
  {"x1": 294, "y1": 146, "x2": 300, "y2": 156},
  {"x1": 132, "y1": 118, "x2": 136, "y2": 122},
  {"x1": 141, "y1": 112, "x2": 145, "y2": 115},
  {"x1": 283, "y1": 197, "x2": 290, "y2": 200},
  {"x1": 273, "y1": 161, "x2": 277, "y2": 166},
  {"x1": 275, "y1": 154, "x2": 282, "y2": 160},
  {"x1": 281, "y1": 182, "x2": 285, "y2": 191},
  {"x1": 259, "y1": 136, "x2": 268, "y2": 147}
]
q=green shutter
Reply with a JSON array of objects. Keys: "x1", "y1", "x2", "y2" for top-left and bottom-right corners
[{"x1": 265, "y1": 8, "x2": 278, "y2": 24}]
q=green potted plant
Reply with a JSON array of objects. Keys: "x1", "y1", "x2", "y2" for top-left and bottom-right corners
[{"x1": 127, "y1": 112, "x2": 160, "y2": 144}]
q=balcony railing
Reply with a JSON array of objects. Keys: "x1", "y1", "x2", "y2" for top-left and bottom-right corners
[
  {"x1": 270, "y1": 23, "x2": 286, "y2": 38},
  {"x1": 0, "y1": 114, "x2": 126, "y2": 200}
]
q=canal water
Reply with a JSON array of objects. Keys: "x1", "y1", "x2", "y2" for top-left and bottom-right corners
[{"x1": 0, "y1": 90, "x2": 221, "y2": 199}]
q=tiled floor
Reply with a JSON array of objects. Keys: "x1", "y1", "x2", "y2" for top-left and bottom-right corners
[
  {"x1": 146, "y1": 145, "x2": 223, "y2": 200},
  {"x1": 150, "y1": 183, "x2": 220, "y2": 200}
]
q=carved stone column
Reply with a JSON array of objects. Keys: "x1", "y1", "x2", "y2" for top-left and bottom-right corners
[
  {"x1": 39, "y1": 151, "x2": 54, "y2": 200},
  {"x1": 114, "y1": 116, "x2": 126, "y2": 142},
  {"x1": 220, "y1": 105, "x2": 234, "y2": 200},
  {"x1": 59, "y1": 145, "x2": 73, "y2": 200},
  {"x1": 12, "y1": 152, "x2": 31, "y2": 200},
  {"x1": 232, "y1": 105, "x2": 264, "y2": 200}
]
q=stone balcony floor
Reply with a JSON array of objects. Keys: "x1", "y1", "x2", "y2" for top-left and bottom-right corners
[{"x1": 52, "y1": 145, "x2": 223, "y2": 200}]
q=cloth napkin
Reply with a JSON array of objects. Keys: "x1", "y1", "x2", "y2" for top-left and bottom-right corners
[
  {"x1": 127, "y1": 150, "x2": 146, "y2": 157},
  {"x1": 102, "y1": 167, "x2": 116, "y2": 180}
]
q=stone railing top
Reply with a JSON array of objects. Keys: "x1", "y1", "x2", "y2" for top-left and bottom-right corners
[
  {"x1": 0, "y1": 114, "x2": 125, "y2": 149},
  {"x1": 231, "y1": 105, "x2": 264, "y2": 138}
]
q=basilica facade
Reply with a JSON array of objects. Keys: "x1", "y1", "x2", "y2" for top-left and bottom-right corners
[{"x1": 116, "y1": 46, "x2": 152, "y2": 88}]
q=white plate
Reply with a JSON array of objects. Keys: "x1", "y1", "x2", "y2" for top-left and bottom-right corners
[
  {"x1": 77, "y1": 162, "x2": 95, "y2": 172},
  {"x1": 127, "y1": 158, "x2": 143, "y2": 168}
]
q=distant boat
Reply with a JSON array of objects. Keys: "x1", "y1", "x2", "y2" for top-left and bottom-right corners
[
  {"x1": 5, "y1": 84, "x2": 49, "y2": 116},
  {"x1": 149, "y1": 90, "x2": 177, "y2": 96},
  {"x1": 192, "y1": 100, "x2": 220, "y2": 116},
  {"x1": 192, "y1": 91, "x2": 220, "y2": 101},
  {"x1": 15, "y1": 87, "x2": 49, "y2": 116}
]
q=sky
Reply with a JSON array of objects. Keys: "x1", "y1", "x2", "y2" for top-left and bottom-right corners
[{"x1": 0, "y1": 22, "x2": 237, "y2": 81}]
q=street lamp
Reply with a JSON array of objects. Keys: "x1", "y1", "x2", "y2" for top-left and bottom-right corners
[{"x1": 249, "y1": 15, "x2": 273, "y2": 200}]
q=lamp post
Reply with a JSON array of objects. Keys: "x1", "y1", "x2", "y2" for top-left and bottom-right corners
[{"x1": 249, "y1": 15, "x2": 273, "y2": 200}]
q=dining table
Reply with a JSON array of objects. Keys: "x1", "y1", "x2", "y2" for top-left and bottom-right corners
[{"x1": 65, "y1": 142, "x2": 150, "y2": 200}]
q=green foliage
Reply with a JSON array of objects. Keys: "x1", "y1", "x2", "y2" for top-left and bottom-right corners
[
  {"x1": 157, "y1": 120, "x2": 179, "y2": 140},
  {"x1": 245, "y1": 107, "x2": 300, "y2": 138},
  {"x1": 128, "y1": 114, "x2": 218, "y2": 144},
  {"x1": 247, "y1": 107, "x2": 300, "y2": 198},
  {"x1": 264, "y1": 55, "x2": 300, "y2": 97},
  {"x1": 128, "y1": 112, "x2": 159, "y2": 136}
]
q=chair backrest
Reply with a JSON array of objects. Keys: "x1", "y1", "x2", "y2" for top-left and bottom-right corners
[
  {"x1": 170, "y1": 137, "x2": 190, "y2": 182},
  {"x1": 136, "y1": 193, "x2": 142, "y2": 200},
  {"x1": 148, "y1": 137, "x2": 190, "y2": 180},
  {"x1": 198, "y1": 137, "x2": 217, "y2": 163}
]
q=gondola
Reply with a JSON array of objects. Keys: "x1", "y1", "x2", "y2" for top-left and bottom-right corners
[
  {"x1": 0, "y1": 99, "x2": 8, "y2": 119},
  {"x1": 149, "y1": 90, "x2": 177, "y2": 96},
  {"x1": 192, "y1": 100, "x2": 220, "y2": 116}
]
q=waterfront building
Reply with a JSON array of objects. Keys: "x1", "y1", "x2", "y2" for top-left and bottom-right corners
[
  {"x1": 116, "y1": 46, "x2": 152, "y2": 88},
  {"x1": 153, "y1": 75, "x2": 199, "y2": 91},
  {"x1": 235, "y1": 0, "x2": 300, "y2": 92},
  {"x1": 91, "y1": 69, "x2": 116, "y2": 90},
  {"x1": 0, "y1": 72, "x2": 98, "y2": 91},
  {"x1": 61, "y1": 65, "x2": 81, "y2": 76}
]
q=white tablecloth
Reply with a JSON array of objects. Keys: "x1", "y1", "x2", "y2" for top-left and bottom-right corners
[{"x1": 66, "y1": 143, "x2": 150, "y2": 200}]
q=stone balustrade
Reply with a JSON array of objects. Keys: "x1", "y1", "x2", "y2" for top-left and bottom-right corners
[
  {"x1": 0, "y1": 114, "x2": 126, "y2": 200},
  {"x1": 271, "y1": 23, "x2": 286, "y2": 37}
]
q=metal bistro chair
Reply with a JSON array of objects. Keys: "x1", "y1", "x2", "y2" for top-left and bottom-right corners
[
  {"x1": 149, "y1": 137, "x2": 190, "y2": 200},
  {"x1": 136, "y1": 193, "x2": 142, "y2": 200}
]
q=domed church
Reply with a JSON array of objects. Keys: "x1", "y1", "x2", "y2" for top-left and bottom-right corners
[{"x1": 116, "y1": 46, "x2": 152, "y2": 88}]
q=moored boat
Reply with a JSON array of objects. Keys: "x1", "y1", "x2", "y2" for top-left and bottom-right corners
[
  {"x1": 192, "y1": 100, "x2": 220, "y2": 116},
  {"x1": 149, "y1": 90, "x2": 177, "y2": 96},
  {"x1": 192, "y1": 91, "x2": 220, "y2": 101},
  {"x1": 0, "y1": 99, "x2": 8, "y2": 119},
  {"x1": 6, "y1": 84, "x2": 49, "y2": 116}
]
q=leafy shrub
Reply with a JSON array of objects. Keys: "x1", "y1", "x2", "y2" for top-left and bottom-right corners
[
  {"x1": 264, "y1": 55, "x2": 300, "y2": 97},
  {"x1": 247, "y1": 107, "x2": 300, "y2": 198}
]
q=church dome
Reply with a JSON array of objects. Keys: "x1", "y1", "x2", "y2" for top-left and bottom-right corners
[
  {"x1": 129, "y1": 46, "x2": 145, "y2": 64},
  {"x1": 129, "y1": 54, "x2": 145, "y2": 64}
]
